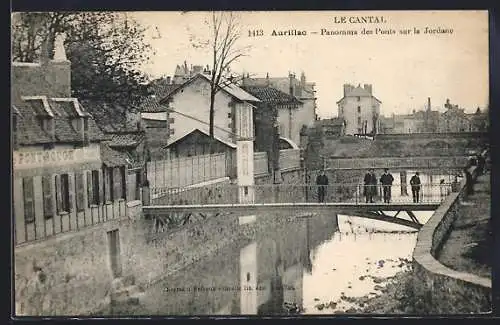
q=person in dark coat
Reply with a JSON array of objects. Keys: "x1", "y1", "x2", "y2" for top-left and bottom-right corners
[
  {"x1": 380, "y1": 168, "x2": 394, "y2": 203},
  {"x1": 316, "y1": 170, "x2": 329, "y2": 203},
  {"x1": 464, "y1": 167, "x2": 474, "y2": 195},
  {"x1": 410, "y1": 172, "x2": 421, "y2": 203},
  {"x1": 363, "y1": 169, "x2": 377, "y2": 203}
]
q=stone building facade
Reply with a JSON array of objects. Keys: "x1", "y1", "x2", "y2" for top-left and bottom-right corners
[{"x1": 336, "y1": 84, "x2": 382, "y2": 135}]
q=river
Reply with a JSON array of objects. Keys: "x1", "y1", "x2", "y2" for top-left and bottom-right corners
[{"x1": 104, "y1": 170, "x2": 461, "y2": 316}]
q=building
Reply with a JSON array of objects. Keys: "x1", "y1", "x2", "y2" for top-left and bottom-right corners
[
  {"x1": 336, "y1": 84, "x2": 382, "y2": 135},
  {"x1": 158, "y1": 73, "x2": 260, "y2": 146},
  {"x1": 172, "y1": 62, "x2": 211, "y2": 85},
  {"x1": 468, "y1": 107, "x2": 489, "y2": 132},
  {"x1": 438, "y1": 99, "x2": 472, "y2": 133},
  {"x1": 379, "y1": 98, "x2": 440, "y2": 134},
  {"x1": 313, "y1": 117, "x2": 346, "y2": 137},
  {"x1": 241, "y1": 72, "x2": 318, "y2": 141},
  {"x1": 12, "y1": 34, "x2": 130, "y2": 245}
]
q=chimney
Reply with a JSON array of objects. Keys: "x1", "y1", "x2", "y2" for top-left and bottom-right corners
[
  {"x1": 289, "y1": 73, "x2": 295, "y2": 96},
  {"x1": 48, "y1": 33, "x2": 71, "y2": 97},
  {"x1": 266, "y1": 72, "x2": 270, "y2": 86},
  {"x1": 300, "y1": 72, "x2": 306, "y2": 87},
  {"x1": 166, "y1": 76, "x2": 171, "y2": 84},
  {"x1": 242, "y1": 73, "x2": 247, "y2": 86},
  {"x1": 364, "y1": 84, "x2": 372, "y2": 94}
]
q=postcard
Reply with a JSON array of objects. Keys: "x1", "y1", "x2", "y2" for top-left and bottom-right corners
[{"x1": 11, "y1": 10, "x2": 491, "y2": 317}]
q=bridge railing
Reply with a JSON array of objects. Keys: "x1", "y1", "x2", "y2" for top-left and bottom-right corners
[
  {"x1": 326, "y1": 156, "x2": 468, "y2": 170},
  {"x1": 149, "y1": 182, "x2": 456, "y2": 206}
]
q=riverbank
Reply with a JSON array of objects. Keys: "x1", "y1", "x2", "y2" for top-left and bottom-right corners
[{"x1": 436, "y1": 171, "x2": 492, "y2": 278}]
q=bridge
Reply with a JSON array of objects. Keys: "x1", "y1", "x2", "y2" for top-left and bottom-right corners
[
  {"x1": 143, "y1": 182, "x2": 457, "y2": 230},
  {"x1": 325, "y1": 156, "x2": 468, "y2": 171}
]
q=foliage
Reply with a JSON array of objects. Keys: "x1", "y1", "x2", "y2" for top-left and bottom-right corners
[{"x1": 11, "y1": 12, "x2": 153, "y2": 107}]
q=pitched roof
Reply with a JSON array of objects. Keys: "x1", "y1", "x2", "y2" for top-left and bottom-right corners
[
  {"x1": 14, "y1": 97, "x2": 106, "y2": 145},
  {"x1": 240, "y1": 85, "x2": 302, "y2": 106},
  {"x1": 100, "y1": 142, "x2": 129, "y2": 167},
  {"x1": 159, "y1": 73, "x2": 260, "y2": 104},
  {"x1": 316, "y1": 117, "x2": 345, "y2": 127},
  {"x1": 108, "y1": 133, "x2": 145, "y2": 148},
  {"x1": 165, "y1": 128, "x2": 236, "y2": 149},
  {"x1": 79, "y1": 99, "x2": 137, "y2": 133},
  {"x1": 140, "y1": 82, "x2": 180, "y2": 113},
  {"x1": 15, "y1": 103, "x2": 53, "y2": 145}
]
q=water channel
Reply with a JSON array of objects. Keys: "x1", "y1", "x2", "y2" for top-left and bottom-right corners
[{"x1": 106, "y1": 170, "x2": 461, "y2": 316}]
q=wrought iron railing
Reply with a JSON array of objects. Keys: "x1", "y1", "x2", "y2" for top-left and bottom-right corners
[
  {"x1": 149, "y1": 182, "x2": 456, "y2": 206},
  {"x1": 326, "y1": 156, "x2": 468, "y2": 170}
]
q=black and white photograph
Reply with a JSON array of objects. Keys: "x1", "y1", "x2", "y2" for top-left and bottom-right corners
[{"x1": 11, "y1": 10, "x2": 491, "y2": 317}]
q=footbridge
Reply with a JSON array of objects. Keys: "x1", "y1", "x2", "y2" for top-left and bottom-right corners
[
  {"x1": 143, "y1": 182, "x2": 457, "y2": 230},
  {"x1": 325, "y1": 156, "x2": 468, "y2": 171}
]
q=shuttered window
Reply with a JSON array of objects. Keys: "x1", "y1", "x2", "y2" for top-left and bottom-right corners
[
  {"x1": 22, "y1": 178, "x2": 35, "y2": 224},
  {"x1": 120, "y1": 167, "x2": 127, "y2": 200},
  {"x1": 42, "y1": 176, "x2": 53, "y2": 219},
  {"x1": 87, "y1": 170, "x2": 101, "y2": 206},
  {"x1": 56, "y1": 174, "x2": 71, "y2": 213},
  {"x1": 113, "y1": 167, "x2": 121, "y2": 201},
  {"x1": 105, "y1": 167, "x2": 114, "y2": 202},
  {"x1": 75, "y1": 173, "x2": 85, "y2": 212}
]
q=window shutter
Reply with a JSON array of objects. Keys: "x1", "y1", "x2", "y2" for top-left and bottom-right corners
[
  {"x1": 98, "y1": 170, "x2": 104, "y2": 204},
  {"x1": 121, "y1": 167, "x2": 127, "y2": 200},
  {"x1": 104, "y1": 168, "x2": 110, "y2": 202},
  {"x1": 42, "y1": 176, "x2": 53, "y2": 218},
  {"x1": 87, "y1": 171, "x2": 93, "y2": 207},
  {"x1": 55, "y1": 175, "x2": 62, "y2": 214},
  {"x1": 68, "y1": 174, "x2": 74, "y2": 212},
  {"x1": 113, "y1": 168, "x2": 121, "y2": 201},
  {"x1": 76, "y1": 173, "x2": 85, "y2": 211},
  {"x1": 22, "y1": 178, "x2": 35, "y2": 224}
]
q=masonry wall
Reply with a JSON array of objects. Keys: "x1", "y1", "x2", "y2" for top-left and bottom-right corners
[{"x1": 411, "y1": 167, "x2": 492, "y2": 313}]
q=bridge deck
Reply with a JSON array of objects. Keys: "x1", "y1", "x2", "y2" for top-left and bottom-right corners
[{"x1": 143, "y1": 202, "x2": 439, "y2": 215}]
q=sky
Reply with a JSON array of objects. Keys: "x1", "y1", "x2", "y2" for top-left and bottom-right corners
[{"x1": 131, "y1": 10, "x2": 489, "y2": 119}]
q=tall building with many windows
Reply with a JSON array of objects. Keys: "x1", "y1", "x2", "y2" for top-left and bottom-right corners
[{"x1": 336, "y1": 84, "x2": 382, "y2": 135}]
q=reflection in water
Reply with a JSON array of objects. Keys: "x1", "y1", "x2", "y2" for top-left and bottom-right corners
[{"x1": 105, "y1": 171, "x2": 446, "y2": 316}]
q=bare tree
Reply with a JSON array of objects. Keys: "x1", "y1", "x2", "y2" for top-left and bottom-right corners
[{"x1": 207, "y1": 12, "x2": 249, "y2": 138}]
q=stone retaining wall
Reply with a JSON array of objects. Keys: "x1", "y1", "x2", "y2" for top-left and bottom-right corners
[{"x1": 412, "y1": 167, "x2": 492, "y2": 313}]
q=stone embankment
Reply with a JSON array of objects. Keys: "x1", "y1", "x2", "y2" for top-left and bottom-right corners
[{"x1": 354, "y1": 168, "x2": 492, "y2": 314}]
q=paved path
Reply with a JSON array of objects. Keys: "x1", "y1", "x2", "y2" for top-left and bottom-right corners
[{"x1": 437, "y1": 171, "x2": 492, "y2": 279}]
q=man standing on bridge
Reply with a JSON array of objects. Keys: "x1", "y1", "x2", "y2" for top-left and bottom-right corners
[
  {"x1": 380, "y1": 168, "x2": 394, "y2": 203},
  {"x1": 363, "y1": 169, "x2": 377, "y2": 203},
  {"x1": 410, "y1": 172, "x2": 421, "y2": 203},
  {"x1": 316, "y1": 170, "x2": 329, "y2": 203}
]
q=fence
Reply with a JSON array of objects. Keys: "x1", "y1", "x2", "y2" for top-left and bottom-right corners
[
  {"x1": 279, "y1": 149, "x2": 301, "y2": 171},
  {"x1": 146, "y1": 152, "x2": 230, "y2": 189},
  {"x1": 327, "y1": 156, "x2": 468, "y2": 170},
  {"x1": 254, "y1": 151, "x2": 269, "y2": 176},
  {"x1": 147, "y1": 182, "x2": 455, "y2": 206}
]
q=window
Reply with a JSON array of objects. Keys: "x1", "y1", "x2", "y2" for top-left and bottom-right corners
[
  {"x1": 169, "y1": 128, "x2": 175, "y2": 135},
  {"x1": 357, "y1": 117, "x2": 361, "y2": 124},
  {"x1": 87, "y1": 170, "x2": 100, "y2": 206},
  {"x1": 228, "y1": 122, "x2": 232, "y2": 129},
  {"x1": 168, "y1": 117, "x2": 175, "y2": 124},
  {"x1": 105, "y1": 167, "x2": 114, "y2": 202},
  {"x1": 120, "y1": 167, "x2": 127, "y2": 200},
  {"x1": 357, "y1": 106, "x2": 361, "y2": 113},
  {"x1": 75, "y1": 173, "x2": 85, "y2": 212},
  {"x1": 23, "y1": 178, "x2": 35, "y2": 224},
  {"x1": 56, "y1": 174, "x2": 71, "y2": 213},
  {"x1": 227, "y1": 112, "x2": 232, "y2": 119},
  {"x1": 113, "y1": 168, "x2": 122, "y2": 201},
  {"x1": 357, "y1": 96, "x2": 360, "y2": 102},
  {"x1": 42, "y1": 176, "x2": 53, "y2": 219}
]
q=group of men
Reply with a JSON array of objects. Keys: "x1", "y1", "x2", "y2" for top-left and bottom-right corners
[
  {"x1": 363, "y1": 169, "x2": 422, "y2": 203},
  {"x1": 315, "y1": 169, "x2": 422, "y2": 203}
]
